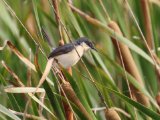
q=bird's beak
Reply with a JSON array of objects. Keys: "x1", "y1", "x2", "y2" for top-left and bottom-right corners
[{"x1": 93, "y1": 47, "x2": 98, "y2": 52}]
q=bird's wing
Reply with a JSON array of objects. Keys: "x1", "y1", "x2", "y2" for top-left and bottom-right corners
[{"x1": 48, "y1": 43, "x2": 75, "y2": 59}]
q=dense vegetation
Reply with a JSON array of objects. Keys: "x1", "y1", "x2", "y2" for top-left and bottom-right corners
[{"x1": 0, "y1": 0, "x2": 160, "y2": 120}]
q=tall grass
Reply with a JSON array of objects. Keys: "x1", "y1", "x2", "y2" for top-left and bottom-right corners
[{"x1": 0, "y1": 0, "x2": 160, "y2": 120}]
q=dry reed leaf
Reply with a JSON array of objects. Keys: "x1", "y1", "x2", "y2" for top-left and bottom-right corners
[
  {"x1": 7, "y1": 41, "x2": 36, "y2": 71},
  {"x1": 0, "y1": 40, "x2": 7, "y2": 50},
  {"x1": 28, "y1": 92, "x2": 54, "y2": 117},
  {"x1": 4, "y1": 86, "x2": 55, "y2": 117},
  {"x1": 92, "y1": 107, "x2": 130, "y2": 118},
  {"x1": 4, "y1": 87, "x2": 45, "y2": 93},
  {"x1": 1, "y1": 60, "x2": 24, "y2": 87},
  {"x1": 4, "y1": 86, "x2": 46, "y2": 116},
  {"x1": 112, "y1": 107, "x2": 131, "y2": 118},
  {"x1": 0, "y1": 41, "x2": 54, "y2": 86},
  {"x1": 1, "y1": 40, "x2": 54, "y2": 115},
  {"x1": 0, "y1": 41, "x2": 35, "y2": 70},
  {"x1": 9, "y1": 109, "x2": 46, "y2": 120},
  {"x1": 35, "y1": 58, "x2": 54, "y2": 91}
]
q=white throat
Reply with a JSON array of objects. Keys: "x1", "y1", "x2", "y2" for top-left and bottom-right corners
[{"x1": 81, "y1": 42, "x2": 90, "y2": 51}]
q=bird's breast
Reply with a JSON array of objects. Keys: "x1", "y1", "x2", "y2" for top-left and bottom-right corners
[{"x1": 53, "y1": 46, "x2": 84, "y2": 68}]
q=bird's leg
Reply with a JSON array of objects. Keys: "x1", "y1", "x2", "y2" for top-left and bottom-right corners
[
  {"x1": 53, "y1": 59, "x2": 61, "y2": 74},
  {"x1": 53, "y1": 66, "x2": 60, "y2": 74},
  {"x1": 53, "y1": 59, "x2": 67, "y2": 84}
]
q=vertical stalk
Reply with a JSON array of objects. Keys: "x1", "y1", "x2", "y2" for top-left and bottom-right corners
[
  {"x1": 59, "y1": 40, "x2": 74, "y2": 120},
  {"x1": 52, "y1": 0, "x2": 63, "y2": 39},
  {"x1": 108, "y1": 21, "x2": 150, "y2": 106},
  {"x1": 140, "y1": 0, "x2": 154, "y2": 49}
]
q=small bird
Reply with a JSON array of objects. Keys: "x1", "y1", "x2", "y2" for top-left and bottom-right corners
[
  {"x1": 35, "y1": 37, "x2": 96, "y2": 90},
  {"x1": 48, "y1": 37, "x2": 97, "y2": 69}
]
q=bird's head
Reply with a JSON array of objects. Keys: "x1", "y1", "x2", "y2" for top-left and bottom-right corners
[{"x1": 76, "y1": 37, "x2": 97, "y2": 51}]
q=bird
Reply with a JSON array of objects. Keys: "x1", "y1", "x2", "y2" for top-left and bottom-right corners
[
  {"x1": 35, "y1": 37, "x2": 97, "y2": 91},
  {"x1": 48, "y1": 37, "x2": 97, "y2": 69}
]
